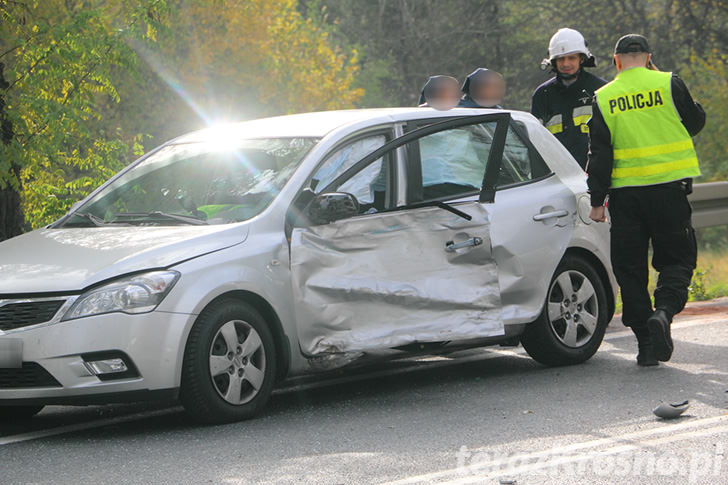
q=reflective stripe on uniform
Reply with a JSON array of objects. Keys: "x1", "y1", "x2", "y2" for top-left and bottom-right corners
[
  {"x1": 544, "y1": 114, "x2": 563, "y2": 134},
  {"x1": 613, "y1": 139, "x2": 694, "y2": 161},
  {"x1": 572, "y1": 105, "x2": 592, "y2": 127},
  {"x1": 612, "y1": 157, "x2": 699, "y2": 178},
  {"x1": 595, "y1": 67, "x2": 700, "y2": 188}
]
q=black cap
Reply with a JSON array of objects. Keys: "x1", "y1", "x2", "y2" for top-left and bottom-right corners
[{"x1": 614, "y1": 34, "x2": 650, "y2": 55}]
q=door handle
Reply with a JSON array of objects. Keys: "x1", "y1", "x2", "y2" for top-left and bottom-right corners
[
  {"x1": 445, "y1": 237, "x2": 483, "y2": 252},
  {"x1": 533, "y1": 209, "x2": 569, "y2": 221}
]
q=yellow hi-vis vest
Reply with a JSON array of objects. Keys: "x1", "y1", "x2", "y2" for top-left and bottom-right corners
[{"x1": 595, "y1": 67, "x2": 700, "y2": 188}]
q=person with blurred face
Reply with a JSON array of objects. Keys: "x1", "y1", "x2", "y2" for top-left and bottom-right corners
[
  {"x1": 531, "y1": 28, "x2": 607, "y2": 169},
  {"x1": 458, "y1": 68, "x2": 505, "y2": 108},
  {"x1": 418, "y1": 75, "x2": 461, "y2": 110}
]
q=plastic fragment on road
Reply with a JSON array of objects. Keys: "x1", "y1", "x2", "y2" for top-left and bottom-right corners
[{"x1": 652, "y1": 400, "x2": 690, "y2": 419}]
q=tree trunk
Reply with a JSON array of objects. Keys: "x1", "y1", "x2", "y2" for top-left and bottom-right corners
[{"x1": 0, "y1": 61, "x2": 24, "y2": 242}]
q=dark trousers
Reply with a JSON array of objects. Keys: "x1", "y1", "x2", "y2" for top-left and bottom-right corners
[{"x1": 608, "y1": 182, "x2": 697, "y2": 329}]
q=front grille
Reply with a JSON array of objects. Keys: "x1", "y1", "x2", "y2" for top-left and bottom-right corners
[
  {"x1": 0, "y1": 362, "x2": 62, "y2": 388},
  {"x1": 0, "y1": 300, "x2": 65, "y2": 331}
]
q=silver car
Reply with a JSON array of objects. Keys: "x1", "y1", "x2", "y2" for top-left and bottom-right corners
[{"x1": 0, "y1": 108, "x2": 616, "y2": 423}]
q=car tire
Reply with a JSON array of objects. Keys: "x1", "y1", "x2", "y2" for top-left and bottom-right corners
[
  {"x1": 0, "y1": 405, "x2": 44, "y2": 420},
  {"x1": 520, "y1": 255, "x2": 609, "y2": 366},
  {"x1": 180, "y1": 299, "x2": 277, "y2": 424}
]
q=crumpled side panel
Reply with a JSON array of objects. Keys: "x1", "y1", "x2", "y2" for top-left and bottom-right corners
[{"x1": 290, "y1": 202, "x2": 503, "y2": 357}]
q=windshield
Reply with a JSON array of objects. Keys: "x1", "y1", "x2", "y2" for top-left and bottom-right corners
[{"x1": 59, "y1": 137, "x2": 318, "y2": 227}]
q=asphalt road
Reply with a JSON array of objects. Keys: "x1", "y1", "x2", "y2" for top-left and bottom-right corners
[{"x1": 1, "y1": 299, "x2": 727, "y2": 485}]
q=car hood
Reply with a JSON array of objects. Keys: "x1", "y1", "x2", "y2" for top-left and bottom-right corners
[{"x1": 0, "y1": 224, "x2": 249, "y2": 294}]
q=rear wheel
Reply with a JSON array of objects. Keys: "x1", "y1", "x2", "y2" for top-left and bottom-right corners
[
  {"x1": 521, "y1": 255, "x2": 609, "y2": 366},
  {"x1": 0, "y1": 405, "x2": 44, "y2": 420},
  {"x1": 180, "y1": 299, "x2": 276, "y2": 424}
]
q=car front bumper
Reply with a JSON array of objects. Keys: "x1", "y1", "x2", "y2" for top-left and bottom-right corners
[{"x1": 0, "y1": 310, "x2": 193, "y2": 405}]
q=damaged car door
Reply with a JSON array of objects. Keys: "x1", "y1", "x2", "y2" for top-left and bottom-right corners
[{"x1": 289, "y1": 114, "x2": 511, "y2": 359}]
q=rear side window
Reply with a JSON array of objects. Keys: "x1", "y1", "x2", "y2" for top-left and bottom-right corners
[{"x1": 497, "y1": 122, "x2": 551, "y2": 188}]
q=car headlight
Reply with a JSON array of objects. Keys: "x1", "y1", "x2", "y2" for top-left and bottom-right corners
[{"x1": 62, "y1": 270, "x2": 180, "y2": 321}]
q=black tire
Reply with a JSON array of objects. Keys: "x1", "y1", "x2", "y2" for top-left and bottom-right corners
[
  {"x1": 0, "y1": 405, "x2": 44, "y2": 420},
  {"x1": 180, "y1": 299, "x2": 277, "y2": 424},
  {"x1": 521, "y1": 255, "x2": 609, "y2": 366}
]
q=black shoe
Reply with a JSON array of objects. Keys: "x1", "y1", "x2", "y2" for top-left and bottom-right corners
[
  {"x1": 647, "y1": 309, "x2": 673, "y2": 362},
  {"x1": 632, "y1": 327, "x2": 658, "y2": 366},
  {"x1": 637, "y1": 342, "x2": 659, "y2": 366}
]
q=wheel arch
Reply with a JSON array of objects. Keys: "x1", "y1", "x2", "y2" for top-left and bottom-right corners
[
  {"x1": 563, "y1": 247, "x2": 615, "y2": 323},
  {"x1": 197, "y1": 290, "x2": 291, "y2": 382}
]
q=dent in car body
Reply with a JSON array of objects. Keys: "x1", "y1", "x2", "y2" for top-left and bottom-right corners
[{"x1": 291, "y1": 202, "x2": 503, "y2": 359}]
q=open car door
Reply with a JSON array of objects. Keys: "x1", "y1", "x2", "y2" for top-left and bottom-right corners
[{"x1": 289, "y1": 114, "x2": 511, "y2": 359}]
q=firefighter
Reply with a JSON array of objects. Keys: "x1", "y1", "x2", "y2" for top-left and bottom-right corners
[
  {"x1": 531, "y1": 28, "x2": 606, "y2": 169},
  {"x1": 458, "y1": 68, "x2": 505, "y2": 109},
  {"x1": 418, "y1": 75, "x2": 461, "y2": 110},
  {"x1": 586, "y1": 34, "x2": 705, "y2": 366}
]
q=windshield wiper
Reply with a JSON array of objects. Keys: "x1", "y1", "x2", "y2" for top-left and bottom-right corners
[
  {"x1": 68, "y1": 212, "x2": 111, "y2": 227},
  {"x1": 384, "y1": 200, "x2": 472, "y2": 221},
  {"x1": 112, "y1": 211, "x2": 209, "y2": 225}
]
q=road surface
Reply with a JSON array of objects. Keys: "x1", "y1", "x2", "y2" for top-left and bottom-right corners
[{"x1": 1, "y1": 299, "x2": 727, "y2": 484}]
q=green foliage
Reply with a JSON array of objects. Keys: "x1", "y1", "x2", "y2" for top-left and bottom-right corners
[
  {"x1": 1, "y1": 0, "x2": 726, "y2": 233},
  {"x1": 682, "y1": 54, "x2": 728, "y2": 181},
  {"x1": 688, "y1": 266, "x2": 728, "y2": 302},
  {"x1": 689, "y1": 267, "x2": 710, "y2": 301},
  {"x1": 313, "y1": 0, "x2": 728, "y2": 186},
  {"x1": 0, "y1": 0, "x2": 169, "y2": 228},
  {"x1": 1, "y1": 0, "x2": 361, "y2": 230},
  {"x1": 689, "y1": 248, "x2": 728, "y2": 301}
]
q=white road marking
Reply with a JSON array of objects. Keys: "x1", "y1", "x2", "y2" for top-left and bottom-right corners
[
  {"x1": 441, "y1": 425, "x2": 728, "y2": 484},
  {"x1": 0, "y1": 407, "x2": 181, "y2": 446},
  {"x1": 0, "y1": 316, "x2": 724, "y2": 446},
  {"x1": 386, "y1": 415, "x2": 728, "y2": 484}
]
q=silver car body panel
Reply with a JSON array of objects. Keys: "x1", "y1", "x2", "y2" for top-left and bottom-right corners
[
  {"x1": 0, "y1": 224, "x2": 248, "y2": 294},
  {"x1": 291, "y1": 202, "x2": 502, "y2": 357},
  {"x1": 0, "y1": 107, "x2": 616, "y2": 402}
]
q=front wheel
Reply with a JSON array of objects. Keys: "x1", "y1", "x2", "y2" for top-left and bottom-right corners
[
  {"x1": 180, "y1": 299, "x2": 277, "y2": 424},
  {"x1": 521, "y1": 255, "x2": 609, "y2": 366}
]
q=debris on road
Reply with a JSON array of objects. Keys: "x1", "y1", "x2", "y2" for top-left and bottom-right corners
[{"x1": 653, "y1": 400, "x2": 690, "y2": 419}]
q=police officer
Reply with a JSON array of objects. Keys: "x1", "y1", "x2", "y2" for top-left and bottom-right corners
[
  {"x1": 586, "y1": 34, "x2": 705, "y2": 366},
  {"x1": 532, "y1": 28, "x2": 606, "y2": 168}
]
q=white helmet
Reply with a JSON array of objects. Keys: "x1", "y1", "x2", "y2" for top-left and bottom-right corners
[{"x1": 545, "y1": 28, "x2": 596, "y2": 67}]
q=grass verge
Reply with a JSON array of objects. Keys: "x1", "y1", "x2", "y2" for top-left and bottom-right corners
[{"x1": 613, "y1": 248, "x2": 728, "y2": 315}]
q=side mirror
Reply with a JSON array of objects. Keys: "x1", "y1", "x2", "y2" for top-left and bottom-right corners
[{"x1": 306, "y1": 192, "x2": 360, "y2": 225}]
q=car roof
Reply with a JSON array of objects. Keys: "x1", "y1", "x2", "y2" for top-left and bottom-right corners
[{"x1": 169, "y1": 108, "x2": 539, "y2": 143}]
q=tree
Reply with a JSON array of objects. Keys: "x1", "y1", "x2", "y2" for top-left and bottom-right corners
[
  {"x1": 316, "y1": 0, "x2": 727, "y2": 181},
  {"x1": 0, "y1": 60, "x2": 23, "y2": 240},
  {"x1": 0, "y1": 0, "x2": 167, "y2": 235},
  {"x1": 683, "y1": 53, "x2": 728, "y2": 181},
  {"x1": 0, "y1": 0, "x2": 363, "y2": 235},
  {"x1": 117, "y1": 0, "x2": 364, "y2": 143}
]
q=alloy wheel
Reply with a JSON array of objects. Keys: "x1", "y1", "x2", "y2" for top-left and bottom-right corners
[
  {"x1": 209, "y1": 320, "x2": 266, "y2": 405},
  {"x1": 546, "y1": 270, "x2": 599, "y2": 348}
]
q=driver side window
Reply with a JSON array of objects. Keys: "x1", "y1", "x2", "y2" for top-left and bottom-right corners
[
  {"x1": 414, "y1": 121, "x2": 496, "y2": 201},
  {"x1": 310, "y1": 134, "x2": 390, "y2": 213}
]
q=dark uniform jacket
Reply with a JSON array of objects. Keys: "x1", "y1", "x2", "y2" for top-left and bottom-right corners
[
  {"x1": 586, "y1": 73, "x2": 706, "y2": 206},
  {"x1": 457, "y1": 97, "x2": 501, "y2": 109},
  {"x1": 531, "y1": 70, "x2": 607, "y2": 168}
]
